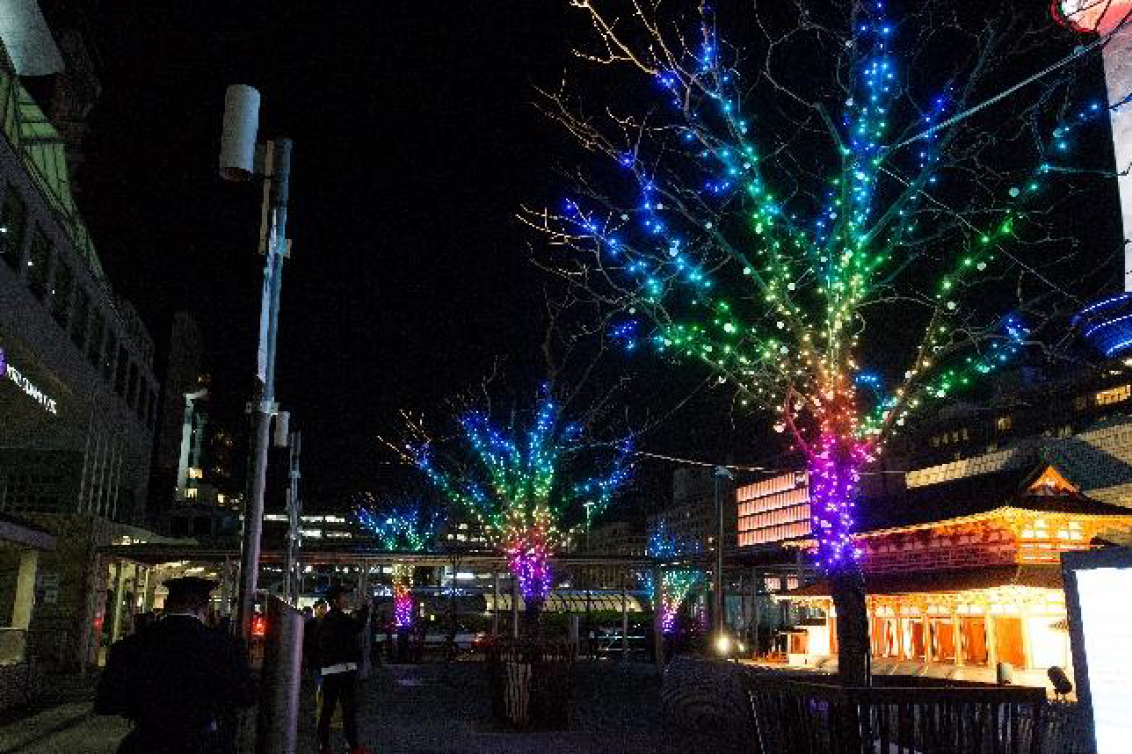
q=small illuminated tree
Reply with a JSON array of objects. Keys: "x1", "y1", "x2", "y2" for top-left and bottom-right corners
[
  {"x1": 525, "y1": 1, "x2": 1116, "y2": 682},
  {"x1": 355, "y1": 498, "x2": 443, "y2": 629},
  {"x1": 404, "y1": 390, "x2": 632, "y2": 626},
  {"x1": 646, "y1": 520, "x2": 703, "y2": 635}
]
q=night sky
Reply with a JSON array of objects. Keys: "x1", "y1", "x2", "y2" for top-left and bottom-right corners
[
  {"x1": 67, "y1": 2, "x2": 1117, "y2": 512},
  {"x1": 71, "y1": 3, "x2": 733, "y2": 511}
]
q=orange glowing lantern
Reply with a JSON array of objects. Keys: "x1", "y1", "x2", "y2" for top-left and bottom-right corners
[{"x1": 1052, "y1": 0, "x2": 1132, "y2": 35}]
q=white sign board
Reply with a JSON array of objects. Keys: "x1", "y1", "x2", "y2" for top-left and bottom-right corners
[{"x1": 1076, "y1": 567, "x2": 1132, "y2": 754}]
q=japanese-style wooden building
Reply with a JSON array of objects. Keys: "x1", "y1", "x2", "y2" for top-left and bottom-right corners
[{"x1": 778, "y1": 463, "x2": 1132, "y2": 688}]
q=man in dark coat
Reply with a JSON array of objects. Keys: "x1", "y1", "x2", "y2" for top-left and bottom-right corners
[
  {"x1": 95, "y1": 577, "x2": 256, "y2": 754},
  {"x1": 315, "y1": 584, "x2": 371, "y2": 754}
]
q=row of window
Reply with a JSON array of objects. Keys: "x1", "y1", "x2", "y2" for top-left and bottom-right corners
[
  {"x1": 0, "y1": 183, "x2": 155, "y2": 430},
  {"x1": 928, "y1": 385, "x2": 1132, "y2": 449}
]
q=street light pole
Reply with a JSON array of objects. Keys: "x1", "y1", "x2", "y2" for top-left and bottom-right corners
[
  {"x1": 284, "y1": 430, "x2": 302, "y2": 604},
  {"x1": 220, "y1": 85, "x2": 294, "y2": 640},
  {"x1": 712, "y1": 465, "x2": 733, "y2": 636}
]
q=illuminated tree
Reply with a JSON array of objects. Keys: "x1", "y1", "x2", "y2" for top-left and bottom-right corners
[
  {"x1": 525, "y1": 1, "x2": 1117, "y2": 682},
  {"x1": 355, "y1": 498, "x2": 443, "y2": 629},
  {"x1": 646, "y1": 520, "x2": 703, "y2": 635},
  {"x1": 405, "y1": 390, "x2": 632, "y2": 625}
]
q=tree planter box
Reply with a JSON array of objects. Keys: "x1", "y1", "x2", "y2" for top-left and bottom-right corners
[{"x1": 483, "y1": 639, "x2": 577, "y2": 730}]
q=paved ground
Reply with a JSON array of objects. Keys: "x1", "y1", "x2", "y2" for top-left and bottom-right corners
[{"x1": 0, "y1": 661, "x2": 689, "y2": 754}]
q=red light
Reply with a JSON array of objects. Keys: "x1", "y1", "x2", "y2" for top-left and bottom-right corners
[{"x1": 252, "y1": 614, "x2": 266, "y2": 638}]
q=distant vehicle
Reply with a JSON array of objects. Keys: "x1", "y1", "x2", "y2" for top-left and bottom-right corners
[{"x1": 422, "y1": 624, "x2": 486, "y2": 651}]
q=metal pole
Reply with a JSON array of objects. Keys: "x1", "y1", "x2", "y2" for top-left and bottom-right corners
[
  {"x1": 510, "y1": 575, "x2": 520, "y2": 639},
  {"x1": 255, "y1": 596, "x2": 303, "y2": 754},
  {"x1": 620, "y1": 576, "x2": 629, "y2": 659},
  {"x1": 751, "y1": 567, "x2": 760, "y2": 656},
  {"x1": 284, "y1": 431, "x2": 302, "y2": 604},
  {"x1": 237, "y1": 138, "x2": 292, "y2": 641},
  {"x1": 712, "y1": 466, "x2": 732, "y2": 635},
  {"x1": 491, "y1": 571, "x2": 500, "y2": 637}
]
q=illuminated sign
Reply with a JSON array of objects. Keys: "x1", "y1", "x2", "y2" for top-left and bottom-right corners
[
  {"x1": 1075, "y1": 566, "x2": 1132, "y2": 754},
  {"x1": 0, "y1": 347, "x2": 58, "y2": 415}
]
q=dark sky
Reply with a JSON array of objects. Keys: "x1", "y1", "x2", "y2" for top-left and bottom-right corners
[
  {"x1": 68, "y1": 2, "x2": 1117, "y2": 512},
  {"x1": 71, "y1": 3, "x2": 737, "y2": 510}
]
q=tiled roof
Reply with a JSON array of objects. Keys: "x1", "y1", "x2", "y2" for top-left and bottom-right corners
[{"x1": 857, "y1": 463, "x2": 1132, "y2": 534}]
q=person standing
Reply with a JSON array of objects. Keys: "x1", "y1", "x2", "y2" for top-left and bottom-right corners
[
  {"x1": 95, "y1": 576, "x2": 256, "y2": 754},
  {"x1": 316, "y1": 585, "x2": 371, "y2": 754}
]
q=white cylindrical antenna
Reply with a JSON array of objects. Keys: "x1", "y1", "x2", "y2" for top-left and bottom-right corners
[{"x1": 219, "y1": 84, "x2": 261, "y2": 181}]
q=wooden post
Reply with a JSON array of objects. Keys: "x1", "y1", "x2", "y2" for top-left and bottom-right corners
[
  {"x1": 491, "y1": 571, "x2": 500, "y2": 637},
  {"x1": 952, "y1": 609, "x2": 964, "y2": 667},
  {"x1": 986, "y1": 614, "x2": 998, "y2": 669},
  {"x1": 921, "y1": 614, "x2": 930, "y2": 662},
  {"x1": 896, "y1": 603, "x2": 905, "y2": 660}
]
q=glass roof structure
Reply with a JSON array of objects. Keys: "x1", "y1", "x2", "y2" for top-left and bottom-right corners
[{"x1": 0, "y1": 55, "x2": 105, "y2": 282}]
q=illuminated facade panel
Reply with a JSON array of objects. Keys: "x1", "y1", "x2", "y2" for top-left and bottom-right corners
[{"x1": 736, "y1": 470, "x2": 811, "y2": 548}]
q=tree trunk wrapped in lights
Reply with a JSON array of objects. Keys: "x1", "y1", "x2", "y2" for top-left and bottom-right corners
[
  {"x1": 355, "y1": 500, "x2": 443, "y2": 631},
  {"x1": 647, "y1": 520, "x2": 703, "y2": 636},
  {"x1": 391, "y1": 564, "x2": 414, "y2": 629},
  {"x1": 402, "y1": 391, "x2": 633, "y2": 630},
  {"x1": 525, "y1": 1, "x2": 1109, "y2": 684}
]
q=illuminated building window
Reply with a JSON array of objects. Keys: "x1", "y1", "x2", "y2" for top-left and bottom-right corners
[
  {"x1": 995, "y1": 416, "x2": 1012, "y2": 432},
  {"x1": 0, "y1": 187, "x2": 27, "y2": 270},
  {"x1": 1095, "y1": 385, "x2": 1131, "y2": 406},
  {"x1": 1074, "y1": 395, "x2": 1088, "y2": 411}
]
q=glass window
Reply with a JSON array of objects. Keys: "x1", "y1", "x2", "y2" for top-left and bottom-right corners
[
  {"x1": 995, "y1": 416, "x2": 1011, "y2": 431},
  {"x1": 51, "y1": 259, "x2": 74, "y2": 326},
  {"x1": 0, "y1": 186, "x2": 27, "y2": 269},
  {"x1": 103, "y1": 331, "x2": 118, "y2": 382},
  {"x1": 87, "y1": 310, "x2": 105, "y2": 367},
  {"x1": 26, "y1": 229, "x2": 52, "y2": 301},
  {"x1": 136, "y1": 377, "x2": 148, "y2": 418},
  {"x1": 114, "y1": 344, "x2": 128, "y2": 395},
  {"x1": 127, "y1": 362, "x2": 138, "y2": 408},
  {"x1": 71, "y1": 287, "x2": 90, "y2": 348}
]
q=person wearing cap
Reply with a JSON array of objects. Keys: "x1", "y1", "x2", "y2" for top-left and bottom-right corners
[
  {"x1": 315, "y1": 584, "x2": 371, "y2": 754},
  {"x1": 95, "y1": 576, "x2": 256, "y2": 754}
]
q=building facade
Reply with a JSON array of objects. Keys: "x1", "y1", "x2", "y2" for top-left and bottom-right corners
[
  {"x1": 0, "y1": 28, "x2": 161, "y2": 671},
  {"x1": 778, "y1": 465, "x2": 1132, "y2": 690}
]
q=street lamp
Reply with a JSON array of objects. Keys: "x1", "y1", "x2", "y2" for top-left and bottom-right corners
[
  {"x1": 219, "y1": 84, "x2": 294, "y2": 639},
  {"x1": 712, "y1": 465, "x2": 734, "y2": 636}
]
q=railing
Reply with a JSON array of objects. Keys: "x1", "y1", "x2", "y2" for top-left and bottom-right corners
[{"x1": 749, "y1": 678, "x2": 1047, "y2": 754}]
